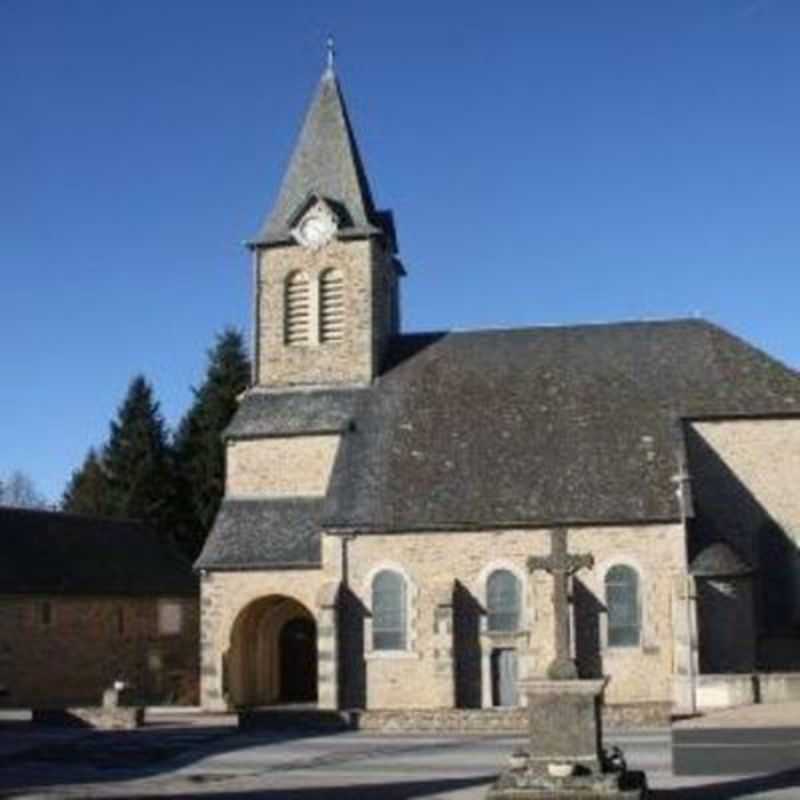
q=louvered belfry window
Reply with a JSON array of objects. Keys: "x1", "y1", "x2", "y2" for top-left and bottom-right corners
[
  {"x1": 285, "y1": 271, "x2": 311, "y2": 346},
  {"x1": 319, "y1": 268, "x2": 345, "y2": 343}
]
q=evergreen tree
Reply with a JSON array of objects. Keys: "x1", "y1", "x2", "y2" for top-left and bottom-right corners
[
  {"x1": 102, "y1": 374, "x2": 171, "y2": 528},
  {"x1": 172, "y1": 329, "x2": 250, "y2": 559},
  {"x1": 61, "y1": 448, "x2": 115, "y2": 516}
]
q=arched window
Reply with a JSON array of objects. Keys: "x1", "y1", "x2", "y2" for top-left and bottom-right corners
[
  {"x1": 284, "y1": 271, "x2": 311, "y2": 345},
  {"x1": 605, "y1": 565, "x2": 640, "y2": 647},
  {"x1": 319, "y1": 268, "x2": 345, "y2": 343},
  {"x1": 372, "y1": 570, "x2": 406, "y2": 650},
  {"x1": 487, "y1": 569, "x2": 520, "y2": 633}
]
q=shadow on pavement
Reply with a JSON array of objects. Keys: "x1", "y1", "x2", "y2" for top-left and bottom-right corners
[
  {"x1": 0, "y1": 723, "x2": 347, "y2": 791},
  {"x1": 651, "y1": 766, "x2": 800, "y2": 799},
  {"x1": 63, "y1": 775, "x2": 495, "y2": 799}
]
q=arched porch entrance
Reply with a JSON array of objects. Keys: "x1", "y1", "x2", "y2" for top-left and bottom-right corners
[{"x1": 227, "y1": 596, "x2": 318, "y2": 707}]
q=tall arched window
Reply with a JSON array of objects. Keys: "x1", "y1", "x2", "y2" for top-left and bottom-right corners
[
  {"x1": 319, "y1": 268, "x2": 345, "y2": 343},
  {"x1": 284, "y1": 271, "x2": 311, "y2": 345},
  {"x1": 487, "y1": 569, "x2": 521, "y2": 633},
  {"x1": 605, "y1": 565, "x2": 641, "y2": 647},
  {"x1": 372, "y1": 570, "x2": 406, "y2": 650}
]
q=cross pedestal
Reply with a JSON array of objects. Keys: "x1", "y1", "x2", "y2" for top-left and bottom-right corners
[
  {"x1": 521, "y1": 678, "x2": 607, "y2": 775},
  {"x1": 486, "y1": 529, "x2": 646, "y2": 799}
]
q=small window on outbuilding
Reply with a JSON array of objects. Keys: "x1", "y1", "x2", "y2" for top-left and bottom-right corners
[
  {"x1": 158, "y1": 601, "x2": 182, "y2": 635},
  {"x1": 372, "y1": 570, "x2": 407, "y2": 651},
  {"x1": 605, "y1": 565, "x2": 641, "y2": 647},
  {"x1": 487, "y1": 569, "x2": 521, "y2": 633}
]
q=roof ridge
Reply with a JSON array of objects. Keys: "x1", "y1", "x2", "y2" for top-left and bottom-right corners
[
  {"x1": 395, "y1": 316, "x2": 708, "y2": 340},
  {"x1": 0, "y1": 504, "x2": 149, "y2": 528},
  {"x1": 221, "y1": 495, "x2": 323, "y2": 504}
]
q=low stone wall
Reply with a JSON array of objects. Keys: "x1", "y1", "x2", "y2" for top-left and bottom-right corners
[
  {"x1": 32, "y1": 706, "x2": 145, "y2": 730},
  {"x1": 355, "y1": 703, "x2": 671, "y2": 733},
  {"x1": 695, "y1": 675, "x2": 756, "y2": 710},
  {"x1": 694, "y1": 672, "x2": 800, "y2": 711},
  {"x1": 759, "y1": 673, "x2": 800, "y2": 703}
]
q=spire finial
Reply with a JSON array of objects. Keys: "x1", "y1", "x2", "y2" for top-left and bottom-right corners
[{"x1": 326, "y1": 35, "x2": 335, "y2": 74}]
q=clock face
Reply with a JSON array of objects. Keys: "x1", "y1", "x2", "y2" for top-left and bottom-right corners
[
  {"x1": 293, "y1": 206, "x2": 337, "y2": 249},
  {"x1": 300, "y1": 216, "x2": 329, "y2": 244}
]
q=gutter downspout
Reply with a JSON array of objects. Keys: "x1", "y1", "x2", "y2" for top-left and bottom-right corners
[
  {"x1": 674, "y1": 462, "x2": 697, "y2": 716},
  {"x1": 250, "y1": 244, "x2": 260, "y2": 386}
]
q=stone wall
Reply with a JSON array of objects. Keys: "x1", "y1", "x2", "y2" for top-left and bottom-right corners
[
  {"x1": 199, "y1": 568, "x2": 329, "y2": 710},
  {"x1": 226, "y1": 435, "x2": 340, "y2": 497},
  {"x1": 256, "y1": 239, "x2": 393, "y2": 388},
  {"x1": 355, "y1": 702, "x2": 672, "y2": 732},
  {"x1": 0, "y1": 595, "x2": 198, "y2": 708},
  {"x1": 341, "y1": 523, "x2": 685, "y2": 710},
  {"x1": 687, "y1": 418, "x2": 800, "y2": 651}
]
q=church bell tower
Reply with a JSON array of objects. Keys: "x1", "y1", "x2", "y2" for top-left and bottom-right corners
[{"x1": 249, "y1": 50, "x2": 403, "y2": 389}]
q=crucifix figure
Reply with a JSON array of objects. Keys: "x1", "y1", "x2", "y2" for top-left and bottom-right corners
[{"x1": 527, "y1": 528, "x2": 594, "y2": 680}]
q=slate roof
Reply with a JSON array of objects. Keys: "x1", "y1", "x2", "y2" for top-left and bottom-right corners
[
  {"x1": 0, "y1": 507, "x2": 197, "y2": 596},
  {"x1": 321, "y1": 319, "x2": 800, "y2": 532},
  {"x1": 253, "y1": 67, "x2": 382, "y2": 247},
  {"x1": 195, "y1": 498, "x2": 322, "y2": 570},
  {"x1": 224, "y1": 388, "x2": 365, "y2": 439},
  {"x1": 690, "y1": 541, "x2": 753, "y2": 577},
  {"x1": 203, "y1": 318, "x2": 800, "y2": 568}
]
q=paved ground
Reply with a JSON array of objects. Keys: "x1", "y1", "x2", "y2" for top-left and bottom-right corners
[{"x1": 0, "y1": 705, "x2": 797, "y2": 799}]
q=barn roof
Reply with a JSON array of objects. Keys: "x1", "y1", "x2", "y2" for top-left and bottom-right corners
[{"x1": 0, "y1": 507, "x2": 197, "y2": 596}]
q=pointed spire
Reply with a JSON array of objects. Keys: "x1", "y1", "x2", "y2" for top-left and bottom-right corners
[
  {"x1": 325, "y1": 35, "x2": 335, "y2": 75},
  {"x1": 254, "y1": 50, "x2": 380, "y2": 246}
]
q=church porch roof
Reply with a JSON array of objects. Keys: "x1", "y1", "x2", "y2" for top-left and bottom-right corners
[{"x1": 195, "y1": 497, "x2": 322, "y2": 571}]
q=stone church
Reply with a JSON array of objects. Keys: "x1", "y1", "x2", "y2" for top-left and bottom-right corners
[{"x1": 196, "y1": 60, "x2": 800, "y2": 722}]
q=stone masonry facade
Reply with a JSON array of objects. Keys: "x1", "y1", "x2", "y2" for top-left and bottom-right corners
[
  {"x1": 687, "y1": 418, "x2": 800, "y2": 669},
  {"x1": 256, "y1": 239, "x2": 395, "y2": 388},
  {"x1": 226, "y1": 435, "x2": 341, "y2": 498},
  {"x1": 0, "y1": 595, "x2": 198, "y2": 708},
  {"x1": 200, "y1": 521, "x2": 688, "y2": 712},
  {"x1": 198, "y1": 63, "x2": 800, "y2": 720}
]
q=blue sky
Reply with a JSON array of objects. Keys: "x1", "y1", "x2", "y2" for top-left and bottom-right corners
[{"x1": 2, "y1": 0, "x2": 799, "y2": 503}]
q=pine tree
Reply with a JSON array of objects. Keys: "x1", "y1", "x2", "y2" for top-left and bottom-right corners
[
  {"x1": 102, "y1": 375, "x2": 171, "y2": 528},
  {"x1": 61, "y1": 449, "x2": 115, "y2": 516},
  {"x1": 172, "y1": 329, "x2": 251, "y2": 559}
]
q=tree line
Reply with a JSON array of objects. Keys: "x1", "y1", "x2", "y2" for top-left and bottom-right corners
[
  {"x1": 61, "y1": 328, "x2": 250, "y2": 561},
  {"x1": 0, "y1": 471, "x2": 48, "y2": 509}
]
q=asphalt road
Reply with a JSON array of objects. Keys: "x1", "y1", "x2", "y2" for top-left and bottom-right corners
[
  {"x1": 0, "y1": 723, "x2": 798, "y2": 798},
  {"x1": 673, "y1": 726, "x2": 800, "y2": 776}
]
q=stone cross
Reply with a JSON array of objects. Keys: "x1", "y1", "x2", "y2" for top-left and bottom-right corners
[{"x1": 527, "y1": 528, "x2": 594, "y2": 680}]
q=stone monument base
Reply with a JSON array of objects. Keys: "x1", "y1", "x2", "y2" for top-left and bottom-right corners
[
  {"x1": 486, "y1": 766, "x2": 647, "y2": 799},
  {"x1": 486, "y1": 678, "x2": 646, "y2": 799}
]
